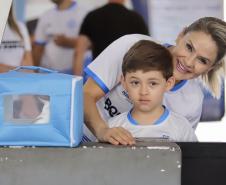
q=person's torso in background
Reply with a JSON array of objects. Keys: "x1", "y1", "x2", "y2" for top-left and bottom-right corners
[{"x1": 37, "y1": 2, "x2": 88, "y2": 71}]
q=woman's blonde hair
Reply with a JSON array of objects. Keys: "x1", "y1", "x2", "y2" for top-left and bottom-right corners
[{"x1": 184, "y1": 17, "x2": 226, "y2": 99}]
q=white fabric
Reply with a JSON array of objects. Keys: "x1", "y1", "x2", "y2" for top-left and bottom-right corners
[
  {"x1": 108, "y1": 110, "x2": 197, "y2": 142},
  {"x1": 86, "y1": 34, "x2": 204, "y2": 129},
  {"x1": 163, "y1": 79, "x2": 204, "y2": 129},
  {"x1": 34, "y1": 2, "x2": 88, "y2": 71},
  {"x1": 0, "y1": 22, "x2": 31, "y2": 66},
  {"x1": 35, "y1": 99, "x2": 50, "y2": 124}
]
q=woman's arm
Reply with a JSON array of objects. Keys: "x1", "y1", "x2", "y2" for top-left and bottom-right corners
[{"x1": 84, "y1": 78, "x2": 135, "y2": 145}]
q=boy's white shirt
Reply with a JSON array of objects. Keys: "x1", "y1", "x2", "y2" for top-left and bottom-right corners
[
  {"x1": 108, "y1": 109, "x2": 197, "y2": 142},
  {"x1": 85, "y1": 34, "x2": 204, "y2": 130}
]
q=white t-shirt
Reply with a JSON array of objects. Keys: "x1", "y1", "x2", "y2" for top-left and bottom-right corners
[
  {"x1": 34, "y1": 2, "x2": 88, "y2": 71},
  {"x1": 108, "y1": 108, "x2": 197, "y2": 142},
  {"x1": 163, "y1": 79, "x2": 203, "y2": 129},
  {"x1": 84, "y1": 34, "x2": 204, "y2": 129},
  {"x1": 0, "y1": 22, "x2": 31, "y2": 66}
]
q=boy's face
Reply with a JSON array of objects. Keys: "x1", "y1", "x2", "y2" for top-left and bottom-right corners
[{"x1": 121, "y1": 70, "x2": 175, "y2": 113}]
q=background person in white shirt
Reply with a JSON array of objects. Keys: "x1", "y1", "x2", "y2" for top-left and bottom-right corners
[{"x1": 33, "y1": 0, "x2": 88, "y2": 74}]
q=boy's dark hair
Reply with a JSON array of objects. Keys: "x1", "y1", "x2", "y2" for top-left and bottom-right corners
[{"x1": 122, "y1": 40, "x2": 173, "y2": 80}]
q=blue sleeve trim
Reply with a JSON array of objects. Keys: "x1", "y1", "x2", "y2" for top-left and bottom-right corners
[
  {"x1": 84, "y1": 67, "x2": 109, "y2": 94},
  {"x1": 127, "y1": 107, "x2": 169, "y2": 126},
  {"x1": 82, "y1": 135, "x2": 91, "y2": 142},
  {"x1": 34, "y1": 41, "x2": 47, "y2": 46}
]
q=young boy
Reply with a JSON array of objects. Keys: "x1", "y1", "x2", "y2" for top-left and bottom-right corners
[{"x1": 107, "y1": 40, "x2": 197, "y2": 142}]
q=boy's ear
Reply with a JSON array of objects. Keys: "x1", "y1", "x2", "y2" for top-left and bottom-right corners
[
  {"x1": 165, "y1": 76, "x2": 175, "y2": 91},
  {"x1": 120, "y1": 75, "x2": 126, "y2": 89}
]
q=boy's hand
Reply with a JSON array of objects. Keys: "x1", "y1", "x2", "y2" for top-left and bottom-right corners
[{"x1": 97, "y1": 127, "x2": 135, "y2": 146}]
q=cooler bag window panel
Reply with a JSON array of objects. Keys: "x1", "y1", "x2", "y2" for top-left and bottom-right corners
[
  {"x1": 4, "y1": 94, "x2": 50, "y2": 124},
  {"x1": 0, "y1": 66, "x2": 83, "y2": 147}
]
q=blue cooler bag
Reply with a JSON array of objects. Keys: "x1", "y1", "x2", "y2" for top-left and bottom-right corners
[{"x1": 0, "y1": 66, "x2": 83, "y2": 147}]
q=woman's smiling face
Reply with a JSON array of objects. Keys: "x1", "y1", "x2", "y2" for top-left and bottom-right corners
[{"x1": 171, "y1": 31, "x2": 218, "y2": 81}]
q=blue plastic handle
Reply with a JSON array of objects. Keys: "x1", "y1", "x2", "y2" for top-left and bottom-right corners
[{"x1": 12, "y1": 66, "x2": 58, "y2": 73}]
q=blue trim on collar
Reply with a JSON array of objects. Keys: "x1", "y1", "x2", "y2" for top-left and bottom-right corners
[
  {"x1": 127, "y1": 110, "x2": 139, "y2": 125},
  {"x1": 154, "y1": 108, "x2": 169, "y2": 125},
  {"x1": 84, "y1": 67, "x2": 109, "y2": 94},
  {"x1": 127, "y1": 107, "x2": 169, "y2": 126},
  {"x1": 170, "y1": 80, "x2": 187, "y2": 91}
]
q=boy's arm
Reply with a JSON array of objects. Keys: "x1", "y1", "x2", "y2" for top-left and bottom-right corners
[{"x1": 84, "y1": 78, "x2": 135, "y2": 145}]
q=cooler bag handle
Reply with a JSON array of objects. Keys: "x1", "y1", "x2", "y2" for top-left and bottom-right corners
[{"x1": 12, "y1": 66, "x2": 58, "y2": 73}]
